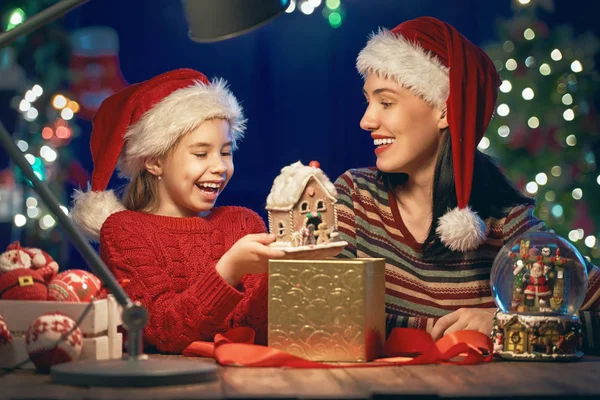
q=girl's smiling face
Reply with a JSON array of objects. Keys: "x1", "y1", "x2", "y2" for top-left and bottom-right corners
[{"x1": 148, "y1": 118, "x2": 234, "y2": 217}]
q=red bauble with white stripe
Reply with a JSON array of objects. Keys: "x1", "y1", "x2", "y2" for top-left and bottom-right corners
[
  {"x1": 25, "y1": 312, "x2": 82, "y2": 372},
  {"x1": 47, "y1": 269, "x2": 102, "y2": 302}
]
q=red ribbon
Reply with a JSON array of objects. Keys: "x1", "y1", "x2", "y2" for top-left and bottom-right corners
[{"x1": 183, "y1": 327, "x2": 493, "y2": 368}]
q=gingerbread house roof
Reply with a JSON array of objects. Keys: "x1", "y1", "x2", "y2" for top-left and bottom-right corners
[{"x1": 266, "y1": 161, "x2": 337, "y2": 211}]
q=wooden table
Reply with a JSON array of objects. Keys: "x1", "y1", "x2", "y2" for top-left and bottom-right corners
[{"x1": 2, "y1": 355, "x2": 599, "y2": 399}]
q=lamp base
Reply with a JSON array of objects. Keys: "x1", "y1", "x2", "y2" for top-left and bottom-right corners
[{"x1": 51, "y1": 356, "x2": 218, "y2": 387}]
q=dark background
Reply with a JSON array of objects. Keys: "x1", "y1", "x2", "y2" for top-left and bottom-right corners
[{"x1": 1, "y1": 0, "x2": 598, "y2": 267}]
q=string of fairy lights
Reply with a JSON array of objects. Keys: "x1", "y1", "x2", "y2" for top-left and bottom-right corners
[
  {"x1": 1, "y1": 1, "x2": 347, "y2": 235},
  {"x1": 4, "y1": 6, "x2": 79, "y2": 232},
  {"x1": 285, "y1": 0, "x2": 344, "y2": 29},
  {"x1": 478, "y1": 0, "x2": 599, "y2": 255},
  {"x1": 12, "y1": 81, "x2": 80, "y2": 231},
  {"x1": 5, "y1": 0, "x2": 597, "y2": 255}
]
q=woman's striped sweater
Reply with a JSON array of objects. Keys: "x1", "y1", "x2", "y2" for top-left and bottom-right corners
[{"x1": 334, "y1": 167, "x2": 600, "y2": 354}]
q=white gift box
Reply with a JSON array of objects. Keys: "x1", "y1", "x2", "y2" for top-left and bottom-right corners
[{"x1": 0, "y1": 295, "x2": 123, "y2": 369}]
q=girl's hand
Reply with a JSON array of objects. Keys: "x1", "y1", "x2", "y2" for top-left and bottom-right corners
[
  {"x1": 430, "y1": 308, "x2": 496, "y2": 341},
  {"x1": 216, "y1": 233, "x2": 285, "y2": 285}
]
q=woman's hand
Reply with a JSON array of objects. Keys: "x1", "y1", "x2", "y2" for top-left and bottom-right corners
[
  {"x1": 430, "y1": 308, "x2": 496, "y2": 341},
  {"x1": 216, "y1": 233, "x2": 286, "y2": 286}
]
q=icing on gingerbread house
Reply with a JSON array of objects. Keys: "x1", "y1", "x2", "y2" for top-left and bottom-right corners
[{"x1": 266, "y1": 161, "x2": 340, "y2": 248}]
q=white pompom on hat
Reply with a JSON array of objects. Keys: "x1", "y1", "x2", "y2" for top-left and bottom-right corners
[{"x1": 357, "y1": 17, "x2": 501, "y2": 251}]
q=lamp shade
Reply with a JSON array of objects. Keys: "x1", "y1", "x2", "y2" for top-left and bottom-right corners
[{"x1": 182, "y1": 0, "x2": 289, "y2": 43}]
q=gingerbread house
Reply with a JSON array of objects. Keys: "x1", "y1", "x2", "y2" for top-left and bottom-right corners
[{"x1": 266, "y1": 161, "x2": 339, "y2": 248}]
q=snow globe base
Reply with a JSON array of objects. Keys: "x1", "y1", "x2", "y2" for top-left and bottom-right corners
[{"x1": 492, "y1": 311, "x2": 583, "y2": 361}]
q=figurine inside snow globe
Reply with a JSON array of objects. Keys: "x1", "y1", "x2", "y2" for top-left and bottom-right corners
[{"x1": 490, "y1": 231, "x2": 588, "y2": 361}]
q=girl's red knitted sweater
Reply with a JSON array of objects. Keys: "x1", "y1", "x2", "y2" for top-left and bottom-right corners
[{"x1": 99, "y1": 206, "x2": 268, "y2": 353}]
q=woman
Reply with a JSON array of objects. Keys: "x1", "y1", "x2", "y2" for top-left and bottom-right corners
[{"x1": 334, "y1": 17, "x2": 600, "y2": 352}]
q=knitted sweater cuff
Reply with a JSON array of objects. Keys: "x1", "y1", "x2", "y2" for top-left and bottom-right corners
[{"x1": 190, "y1": 264, "x2": 245, "y2": 318}]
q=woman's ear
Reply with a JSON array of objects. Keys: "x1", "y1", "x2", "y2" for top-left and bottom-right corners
[
  {"x1": 438, "y1": 109, "x2": 449, "y2": 130},
  {"x1": 144, "y1": 157, "x2": 163, "y2": 177}
]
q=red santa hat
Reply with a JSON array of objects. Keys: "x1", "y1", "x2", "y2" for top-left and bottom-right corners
[
  {"x1": 356, "y1": 16, "x2": 501, "y2": 252},
  {"x1": 71, "y1": 68, "x2": 246, "y2": 241}
]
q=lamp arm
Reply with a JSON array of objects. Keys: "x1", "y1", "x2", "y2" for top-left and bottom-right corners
[
  {"x1": 0, "y1": 121, "x2": 129, "y2": 304},
  {"x1": 0, "y1": 0, "x2": 153, "y2": 358},
  {"x1": 0, "y1": 0, "x2": 90, "y2": 49},
  {"x1": 0, "y1": 120, "x2": 148, "y2": 357},
  {"x1": 0, "y1": 0, "x2": 289, "y2": 364}
]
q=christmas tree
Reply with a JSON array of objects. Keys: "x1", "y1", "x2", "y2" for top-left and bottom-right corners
[
  {"x1": 0, "y1": 0, "x2": 88, "y2": 265},
  {"x1": 482, "y1": 0, "x2": 600, "y2": 262}
]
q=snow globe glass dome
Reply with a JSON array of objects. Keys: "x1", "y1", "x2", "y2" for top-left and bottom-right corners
[{"x1": 490, "y1": 231, "x2": 588, "y2": 361}]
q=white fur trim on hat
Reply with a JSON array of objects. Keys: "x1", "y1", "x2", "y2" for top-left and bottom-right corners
[
  {"x1": 436, "y1": 206, "x2": 488, "y2": 252},
  {"x1": 119, "y1": 78, "x2": 246, "y2": 178},
  {"x1": 71, "y1": 189, "x2": 125, "y2": 242},
  {"x1": 356, "y1": 28, "x2": 449, "y2": 110}
]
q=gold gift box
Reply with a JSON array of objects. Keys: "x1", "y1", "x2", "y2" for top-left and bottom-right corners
[{"x1": 268, "y1": 258, "x2": 386, "y2": 362}]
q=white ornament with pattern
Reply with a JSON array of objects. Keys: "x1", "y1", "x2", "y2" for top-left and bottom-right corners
[{"x1": 25, "y1": 312, "x2": 82, "y2": 371}]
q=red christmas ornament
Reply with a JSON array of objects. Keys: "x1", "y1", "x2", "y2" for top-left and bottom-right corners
[
  {"x1": 573, "y1": 202, "x2": 596, "y2": 236},
  {"x1": 25, "y1": 312, "x2": 82, "y2": 372},
  {"x1": 0, "y1": 269, "x2": 47, "y2": 300},
  {"x1": 535, "y1": 22, "x2": 550, "y2": 39},
  {"x1": 47, "y1": 279, "x2": 79, "y2": 302},
  {"x1": 526, "y1": 127, "x2": 544, "y2": 156},
  {"x1": 507, "y1": 125, "x2": 528, "y2": 149},
  {"x1": 546, "y1": 127, "x2": 562, "y2": 153},
  {"x1": 0, "y1": 314, "x2": 12, "y2": 345},
  {"x1": 0, "y1": 168, "x2": 15, "y2": 186},
  {"x1": 48, "y1": 270, "x2": 102, "y2": 302}
]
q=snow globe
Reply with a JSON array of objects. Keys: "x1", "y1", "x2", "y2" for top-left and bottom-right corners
[{"x1": 490, "y1": 231, "x2": 588, "y2": 361}]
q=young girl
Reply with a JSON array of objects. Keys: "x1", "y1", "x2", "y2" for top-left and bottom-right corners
[
  {"x1": 71, "y1": 68, "x2": 286, "y2": 353},
  {"x1": 334, "y1": 17, "x2": 600, "y2": 352}
]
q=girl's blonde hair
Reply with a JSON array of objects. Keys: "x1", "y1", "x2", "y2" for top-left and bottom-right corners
[
  {"x1": 121, "y1": 126, "x2": 193, "y2": 213},
  {"x1": 122, "y1": 169, "x2": 160, "y2": 212}
]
